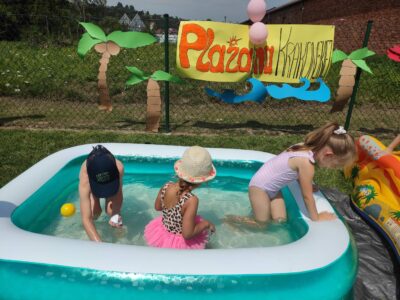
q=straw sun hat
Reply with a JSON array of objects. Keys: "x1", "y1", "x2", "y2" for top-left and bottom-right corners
[{"x1": 174, "y1": 146, "x2": 216, "y2": 183}]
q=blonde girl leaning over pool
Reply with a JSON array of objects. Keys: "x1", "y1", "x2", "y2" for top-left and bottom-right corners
[
  {"x1": 144, "y1": 146, "x2": 216, "y2": 249},
  {"x1": 227, "y1": 122, "x2": 356, "y2": 227}
]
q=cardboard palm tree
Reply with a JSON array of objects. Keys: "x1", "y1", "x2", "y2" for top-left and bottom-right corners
[
  {"x1": 77, "y1": 22, "x2": 156, "y2": 112},
  {"x1": 125, "y1": 66, "x2": 182, "y2": 132},
  {"x1": 330, "y1": 47, "x2": 375, "y2": 113}
]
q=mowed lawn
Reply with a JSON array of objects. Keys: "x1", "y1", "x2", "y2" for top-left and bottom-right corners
[
  {"x1": 0, "y1": 128, "x2": 359, "y2": 195},
  {"x1": 0, "y1": 41, "x2": 399, "y2": 135}
]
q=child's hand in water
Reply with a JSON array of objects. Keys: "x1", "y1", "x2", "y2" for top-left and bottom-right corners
[
  {"x1": 317, "y1": 211, "x2": 336, "y2": 221},
  {"x1": 109, "y1": 214, "x2": 123, "y2": 228},
  {"x1": 205, "y1": 221, "x2": 216, "y2": 233},
  {"x1": 209, "y1": 222, "x2": 216, "y2": 233}
]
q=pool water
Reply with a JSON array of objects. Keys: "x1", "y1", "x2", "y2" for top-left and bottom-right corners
[
  {"x1": 2, "y1": 148, "x2": 357, "y2": 300},
  {"x1": 12, "y1": 155, "x2": 307, "y2": 248}
]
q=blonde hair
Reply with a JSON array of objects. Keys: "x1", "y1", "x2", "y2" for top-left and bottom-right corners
[{"x1": 288, "y1": 122, "x2": 356, "y2": 166}]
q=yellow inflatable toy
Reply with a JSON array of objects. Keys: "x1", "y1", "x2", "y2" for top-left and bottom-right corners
[
  {"x1": 60, "y1": 203, "x2": 76, "y2": 217},
  {"x1": 345, "y1": 135, "x2": 400, "y2": 263}
]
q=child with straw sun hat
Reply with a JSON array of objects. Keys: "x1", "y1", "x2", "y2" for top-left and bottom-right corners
[{"x1": 144, "y1": 146, "x2": 216, "y2": 249}]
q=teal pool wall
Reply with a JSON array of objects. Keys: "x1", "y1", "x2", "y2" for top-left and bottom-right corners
[{"x1": 0, "y1": 237, "x2": 357, "y2": 300}]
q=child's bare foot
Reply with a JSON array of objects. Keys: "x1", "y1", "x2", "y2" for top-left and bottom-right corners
[
  {"x1": 224, "y1": 220, "x2": 245, "y2": 232},
  {"x1": 223, "y1": 215, "x2": 266, "y2": 229},
  {"x1": 223, "y1": 215, "x2": 252, "y2": 223}
]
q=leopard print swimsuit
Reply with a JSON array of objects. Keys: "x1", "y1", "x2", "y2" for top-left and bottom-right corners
[{"x1": 161, "y1": 182, "x2": 194, "y2": 234}]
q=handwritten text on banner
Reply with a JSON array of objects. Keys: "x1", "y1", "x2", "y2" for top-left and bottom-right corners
[{"x1": 176, "y1": 21, "x2": 334, "y2": 83}]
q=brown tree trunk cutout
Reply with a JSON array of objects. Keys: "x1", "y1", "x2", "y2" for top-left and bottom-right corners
[
  {"x1": 146, "y1": 78, "x2": 162, "y2": 132},
  {"x1": 94, "y1": 41, "x2": 120, "y2": 112},
  {"x1": 330, "y1": 59, "x2": 356, "y2": 113}
]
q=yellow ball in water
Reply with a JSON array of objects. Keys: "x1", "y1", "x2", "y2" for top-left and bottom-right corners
[{"x1": 60, "y1": 203, "x2": 76, "y2": 217}]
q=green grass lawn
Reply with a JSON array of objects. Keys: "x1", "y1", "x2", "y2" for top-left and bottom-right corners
[
  {"x1": 1, "y1": 41, "x2": 398, "y2": 104},
  {"x1": 0, "y1": 128, "x2": 354, "y2": 195},
  {"x1": 0, "y1": 40, "x2": 397, "y2": 183},
  {"x1": 0, "y1": 41, "x2": 399, "y2": 135}
]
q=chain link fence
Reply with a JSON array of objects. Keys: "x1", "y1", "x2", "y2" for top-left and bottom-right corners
[{"x1": 0, "y1": 14, "x2": 399, "y2": 137}]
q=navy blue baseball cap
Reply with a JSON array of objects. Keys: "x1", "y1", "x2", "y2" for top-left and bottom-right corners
[{"x1": 86, "y1": 145, "x2": 120, "y2": 198}]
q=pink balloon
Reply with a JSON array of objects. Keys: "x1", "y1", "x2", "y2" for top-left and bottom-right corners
[
  {"x1": 247, "y1": 0, "x2": 267, "y2": 23},
  {"x1": 249, "y1": 22, "x2": 268, "y2": 45}
]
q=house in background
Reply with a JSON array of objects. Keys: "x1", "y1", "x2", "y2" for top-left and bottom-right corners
[
  {"x1": 129, "y1": 13, "x2": 146, "y2": 31},
  {"x1": 245, "y1": 0, "x2": 400, "y2": 54},
  {"x1": 118, "y1": 13, "x2": 146, "y2": 31},
  {"x1": 119, "y1": 13, "x2": 131, "y2": 27}
]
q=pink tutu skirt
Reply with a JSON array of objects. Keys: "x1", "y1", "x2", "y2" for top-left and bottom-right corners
[{"x1": 144, "y1": 215, "x2": 209, "y2": 249}]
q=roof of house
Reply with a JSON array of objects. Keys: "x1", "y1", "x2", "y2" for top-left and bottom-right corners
[
  {"x1": 265, "y1": 0, "x2": 302, "y2": 15},
  {"x1": 129, "y1": 13, "x2": 146, "y2": 30},
  {"x1": 119, "y1": 13, "x2": 131, "y2": 25}
]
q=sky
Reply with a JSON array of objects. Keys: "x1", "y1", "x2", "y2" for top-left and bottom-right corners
[{"x1": 107, "y1": 0, "x2": 292, "y2": 23}]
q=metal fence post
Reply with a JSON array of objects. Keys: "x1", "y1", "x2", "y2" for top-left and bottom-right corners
[
  {"x1": 163, "y1": 14, "x2": 170, "y2": 133},
  {"x1": 344, "y1": 20, "x2": 373, "y2": 131}
]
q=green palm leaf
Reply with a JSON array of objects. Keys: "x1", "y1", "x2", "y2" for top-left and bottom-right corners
[
  {"x1": 107, "y1": 31, "x2": 156, "y2": 48},
  {"x1": 349, "y1": 47, "x2": 375, "y2": 60},
  {"x1": 126, "y1": 66, "x2": 149, "y2": 78},
  {"x1": 332, "y1": 49, "x2": 348, "y2": 64},
  {"x1": 150, "y1": 70, "x2": 183, "y2": 83},
  {"x1": 79, "y1": 22, "x2": 107, "y2": 42},
  {"x1": 126, "y1": 75, "x2": 146, "y2": 85},
  {"x1": 77, "y1": 33, "x2": 102, "y2": 58},
  {"x1": 352, "y1": 59, "x2": 373, "y2": 74},
  {"x1": 125, "y1": 66, "x2": 149, "y2": 85}
]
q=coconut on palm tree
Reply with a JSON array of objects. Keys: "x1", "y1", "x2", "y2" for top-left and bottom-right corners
[
  {"x1": 77, "y1": 22, "x2": 156, "y2": 112},
  {"x1": 125, "y1": 66, "x2": 182, "y2": 132},
  {"x1": 330, "y1": 47, "x2": 375, "y2": 113}
]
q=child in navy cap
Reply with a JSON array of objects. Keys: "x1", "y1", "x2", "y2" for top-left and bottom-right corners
[{"x1": 79, "y1": 145, "x2": 124, "y2": 242}]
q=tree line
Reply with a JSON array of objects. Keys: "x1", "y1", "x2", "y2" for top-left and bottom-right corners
[{"x1": 0, "y1": 0, "x2": 183, "y2": 44}]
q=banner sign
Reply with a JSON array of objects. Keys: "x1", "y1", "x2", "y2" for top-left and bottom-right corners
[{"x1": 176, "y1": 21, "x2": 334, "y2": 83}]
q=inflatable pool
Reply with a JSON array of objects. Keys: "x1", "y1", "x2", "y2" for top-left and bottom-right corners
[
  {"x1": 345, "y1": 135, "x2": 400, "y2": 263},
  {"x1": 0, "y1": 144, "x2": 357, "y2": 299}
]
